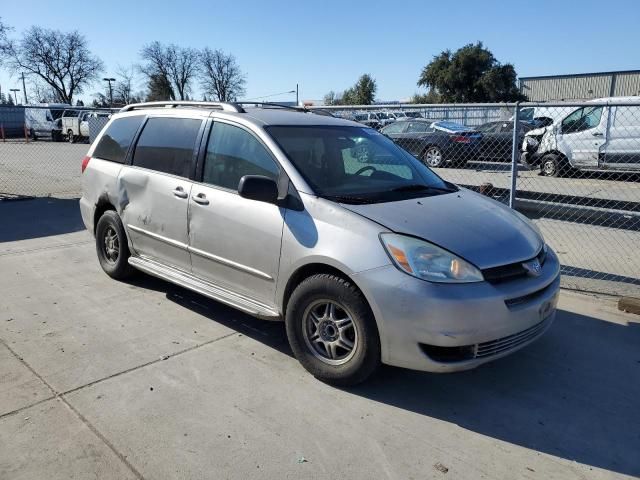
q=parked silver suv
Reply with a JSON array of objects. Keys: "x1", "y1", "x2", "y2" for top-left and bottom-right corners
[{"x1": 80, "y1": 101, "x2": 560, "y2": 385}]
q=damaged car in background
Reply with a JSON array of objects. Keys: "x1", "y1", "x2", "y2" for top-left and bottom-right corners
[{"x1": 521, "y1": 97, "x2": 640, "y2": 177}]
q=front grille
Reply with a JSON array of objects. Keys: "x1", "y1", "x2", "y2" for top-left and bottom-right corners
[
  {"x1": 482, "y1": 247, "x2": 547, "y2": 284},
  {"x1": 504, "y1": 283, "x2": 552, "y2": 310},
  {"x1": 475, "y1": 317, "x2": 550, "y2": 358},
  {"x1": 420, "y1": 316, "x2": 551, "y2": 363}
]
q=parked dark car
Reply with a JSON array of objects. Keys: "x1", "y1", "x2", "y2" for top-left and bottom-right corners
[
  {"x1": 475, "y1": 120, "x2": 535, "y2": 162},
  {"x1": 381, "y1": 119, "x2": 481, "y2": 167}
]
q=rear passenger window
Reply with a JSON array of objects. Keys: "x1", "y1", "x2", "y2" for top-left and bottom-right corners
[
  {"x1": 93, "y1": 116, "x2": 144, "y2": 164},
  {"x1": 202, "y1": 122, "x2": 279, "y2": 190},
  {"x1": 132, "y1": 117, "x2": 202, "y2": 177}
]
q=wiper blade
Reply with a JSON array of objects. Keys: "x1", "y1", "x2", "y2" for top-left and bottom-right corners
[
  {"x1": 322, "y1": 194, "x2": 373, "y2": 205},
  {"x1": 391, "y1": 184, "x2": 456, "y2": 193}
]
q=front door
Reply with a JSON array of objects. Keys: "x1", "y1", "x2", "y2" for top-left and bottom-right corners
[
  {"x1": 188, "y1": 121, "x2": 284, "y2": 307},
  {"x1": 120, "y1": 116, "x2": 203, "y2": 271},
  {"x1": 557, "y1": 106, "x2": 606, "y2": 168}
]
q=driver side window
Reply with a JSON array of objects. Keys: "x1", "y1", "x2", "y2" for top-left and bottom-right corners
[{"x1": 562, "y1": 106, "x2": 603, "y2": 134}]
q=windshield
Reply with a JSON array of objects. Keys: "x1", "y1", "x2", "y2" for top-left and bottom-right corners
[
  {"x1": 267, "y1": 126, "x2": 454, "y2": 203},
  {"x1": 376, "y1": 113, "x2": 389, "y2": 119}
]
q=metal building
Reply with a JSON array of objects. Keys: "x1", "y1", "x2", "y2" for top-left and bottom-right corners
[{"x1": 519, "y1": 69, "x2": 640, "y2": 101}]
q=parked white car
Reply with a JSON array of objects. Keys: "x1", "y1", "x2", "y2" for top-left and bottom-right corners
[{"x1": 521, "y1": 97, "x2": 640, "y2": 176}]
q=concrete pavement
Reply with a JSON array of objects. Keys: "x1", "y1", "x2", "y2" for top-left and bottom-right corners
[{"x1": 1, "y1": 201, "x2": 639, "y2": 479}]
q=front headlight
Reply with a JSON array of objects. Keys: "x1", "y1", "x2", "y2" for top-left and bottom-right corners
[{"x1": 380, "y1": 233, "x2": 483, "y2": 283}]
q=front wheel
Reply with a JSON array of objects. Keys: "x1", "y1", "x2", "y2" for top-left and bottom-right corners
[
  {"x1": 95, "y1": 210, "x2": 135, "y2": 279},
  {"x1": 285, "y1": 274, "x2": 381, "y2": 386},
  {"x1": 422, "y1": 146, "x2": 444, "y2": 168},
  {"x1": 541, "y1": 154, "x2": 574, "y2": 177}
]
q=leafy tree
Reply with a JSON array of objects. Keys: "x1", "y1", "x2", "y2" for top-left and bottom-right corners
[
  {"x1": 0, "y1": 26, "x2": 103, "y2": 104},
  {"x1": 140, "y1": 42, "x2": 199, "y2": 101},
  {"x1": 324, "y1": 74, "x2": 377, "y2": 106},
  {"x1": 145, "y1": 73, "x2": 174, "y2": 101},
  {"x1": 199, "y1": 48, "x2": 246, "y2": 101},
  {"x1": 418, "y1": 42, "x2": 526, "y2": 103}
]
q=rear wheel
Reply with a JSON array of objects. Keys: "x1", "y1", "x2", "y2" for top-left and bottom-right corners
[
  {"x1": 67, "y1": 129, "x2": 75, "y2": 143},
  {"x1": 422, "y1": 145, "x2": 444, "y2": 168},
  {"x1": 285, "y1": 274, "x2": 381, "y2": 386},
  {"x1": 95, "y1": 210, "x2": 134, "y2": 279}
]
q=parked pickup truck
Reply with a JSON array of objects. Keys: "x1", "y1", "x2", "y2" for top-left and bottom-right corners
[
  {"x1": 521, "y1": 97, "x2": 640, "y2": 176},
  {"x1": 60, "y1": 110, "x2": 110, "y2": 143}
]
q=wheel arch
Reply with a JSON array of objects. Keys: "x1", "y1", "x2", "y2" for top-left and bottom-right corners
[{"x1": 280, "y1": 262, "x2": 367, "y2": 318}]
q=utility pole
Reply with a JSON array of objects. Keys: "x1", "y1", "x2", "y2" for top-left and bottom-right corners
[
  {"x1": 103, "y1": 77, "x2": 116, "y2": 107},
  {"x1": 21, "y1": 73, "x2": 28, "y2": 105},
  {"x1": 296, "y1": 83, "x2": 299, "y2": 106}
]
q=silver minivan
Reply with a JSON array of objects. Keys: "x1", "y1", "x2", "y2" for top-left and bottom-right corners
[{"x1": 80, "y1": 101, "x2": 560, "y2": 385}]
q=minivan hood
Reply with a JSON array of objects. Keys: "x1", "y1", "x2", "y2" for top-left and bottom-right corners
[{"x1": 341, "y1": 189, "x2": 542, "y2": 269}]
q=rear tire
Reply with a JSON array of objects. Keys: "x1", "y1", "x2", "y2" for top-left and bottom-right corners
[
  {"x1": 67, "y1": 129, "x2": 75, "y2": 143},
  {"x1": 95, "y1": 210, "x2": 135, "y2": 280},
  {"x1": 421, "y1": 145, "x2": 444, "y2": 168},
  {"x1": 285, "y1": 274, "x2": 381, "y2": 386}
]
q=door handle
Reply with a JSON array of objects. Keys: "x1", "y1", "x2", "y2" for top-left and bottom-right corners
[
  {"x1": 172, "y1": 187, "x2": 188, "y2": 198},
  {"x1": 592, "y1": 132, "x2": 604, "y2": 137},
  {"x1": 192, "y1": 193, "x2": 209, "y2": 205}
]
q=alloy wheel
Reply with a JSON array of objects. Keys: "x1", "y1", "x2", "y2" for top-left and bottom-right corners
[{"x1": 302, "y1": 300, "x2": 358, "y2": 365}]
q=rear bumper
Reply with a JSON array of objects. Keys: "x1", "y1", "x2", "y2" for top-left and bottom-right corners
[
  {"x1": 79, "y1": 197, "x2": 94, "y2": 235},
  {"x1": 353, "y1": 248, "x2": 561, "y2": 373}
]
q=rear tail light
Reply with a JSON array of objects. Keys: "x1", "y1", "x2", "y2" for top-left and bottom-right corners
[
  {"x1": 450, "y1": 135, "x2": 471, "y2": 143},
  {"x1": 81, "y1": 155, "x2": 91, "y2": 173}
]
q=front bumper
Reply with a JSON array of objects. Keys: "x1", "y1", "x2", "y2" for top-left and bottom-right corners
[
  {"x1": 521, "y1": 150, "x2": 544, "y2": 167},
  {"x1": 353, "y1": 248, "x2": 561, "y2": 372}
]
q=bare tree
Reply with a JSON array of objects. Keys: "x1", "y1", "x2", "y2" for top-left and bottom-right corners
[
  {"x1": 0, "y1": 26, "x2": 103, "y2": 104},
  {"x1": 140, "y1": 41, "x2": 199, "y2": 100},
  {"x1": 200, "y1": 48, "x2": 246, "y2": 101},
  {"x1": 114, "y1": 65, "x2": 138, "y2": 105}
]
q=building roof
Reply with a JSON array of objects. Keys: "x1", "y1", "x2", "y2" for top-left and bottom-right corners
[{"x1": 520, "y1": 69, "x2": 640, "y2": 81}]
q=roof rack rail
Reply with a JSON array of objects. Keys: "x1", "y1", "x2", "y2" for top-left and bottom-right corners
[
  {"x1": 234, "y1": 102, "x2": 334, "y2": 116},
  {"x1": 234, "y1": 102, "x2": 304, "y2": 111},
  {"x1": 119, "y1": 101, "x2": 245, "y2": 113}
]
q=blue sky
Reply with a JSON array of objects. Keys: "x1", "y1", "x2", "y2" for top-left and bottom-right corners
[{"x1": 1, "y1": 0, "x2": 639, "y2": 104}]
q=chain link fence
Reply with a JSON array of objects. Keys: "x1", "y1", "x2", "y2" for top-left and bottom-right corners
[
  {"x1": 0, "y1": 105, "x2": 114, "y2": 198},
  {"x1": 317, "y1": 100, "x2": 640, "y2": 297},
  {"x1": 1, "y1": 101, "x2": 639, "y2": 297}
]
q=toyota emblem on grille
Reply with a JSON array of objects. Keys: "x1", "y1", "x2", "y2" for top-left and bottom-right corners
[{"x1": 523, "y1": 259, "x2": 542, "y2": 277}]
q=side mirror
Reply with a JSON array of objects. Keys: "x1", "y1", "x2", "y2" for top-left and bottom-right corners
[{"x1": 238, "y1": 175, "x2": 279, "y2": 204}]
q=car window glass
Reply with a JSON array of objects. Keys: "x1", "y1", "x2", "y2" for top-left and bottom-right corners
[
  {"x1": 93, "y1": 116, "x2": 145, "y2": 164},
  {"x1": 562, "y1": 106, "x2": 602, "y2": 133},
  {"x1": 203, "y1": 122, "x2": 279, "y2": 190},
  {"x1": 132, "y1": 117, "x2": 201, "y2": 176},
  {"x1": 500, "y1": 122, "x2": 513, "y2": 133},
  {"x1": 382, "y1": 122, "x2": 405, "y2": 134},
  {"x1": 407, "y1": 122, "x2": 430, "y2": 133}
]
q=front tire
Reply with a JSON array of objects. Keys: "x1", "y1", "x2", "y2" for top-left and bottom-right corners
[
  {"x1": 541, "y1": 154, "x2": 574, "y2": 177},
  {"x1": 95, "y1": 210, "x2": 134, "y2": 279},
  {"x1": 285, "y1": 274, "x2": 381, "y2": 386}
]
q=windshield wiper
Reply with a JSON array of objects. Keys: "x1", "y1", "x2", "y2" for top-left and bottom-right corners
[
  {"x1": 321, "y1": 194, "x2": 374, "y2": 205},
  {"x1": 391, "y1": 184, "x2": 456, "y2": 193}
]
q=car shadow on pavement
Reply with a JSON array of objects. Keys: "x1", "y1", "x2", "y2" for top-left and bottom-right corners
[
  {"x1": 348, "y1": 309, "x2": 640, "y2": 477},
  {"x1": 0, "y1": 197, "x2": 85, "y2": 242},
  {"x1": 128, "y1": 275, "x2": 640, "y2": 477}
]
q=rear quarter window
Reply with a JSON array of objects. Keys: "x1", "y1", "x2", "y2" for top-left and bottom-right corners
[
  {"x1": 132, "y1": 117, "x2": 202, "y2": 177},
  {"x1": 93, "y1": 116, "x2": 144, "y2": 164}
]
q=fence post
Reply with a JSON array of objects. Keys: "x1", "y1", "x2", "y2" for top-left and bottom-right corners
[{"x1": 509, "y1": 103, "x2": 520, "y2": 209}]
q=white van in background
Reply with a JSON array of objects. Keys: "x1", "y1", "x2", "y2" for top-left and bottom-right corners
[
  {"x1": 521, "y1": 97, "x2": 640, "y2": 176},
  {"x1": 23, "y1": 103, "x2": 70, "y2": 140}
]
